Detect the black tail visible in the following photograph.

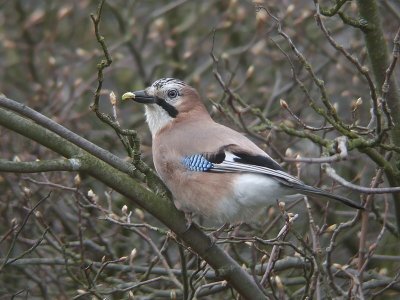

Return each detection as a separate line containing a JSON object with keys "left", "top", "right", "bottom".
{"left": 296, "top": 185, "right": 364, "bottom": 210}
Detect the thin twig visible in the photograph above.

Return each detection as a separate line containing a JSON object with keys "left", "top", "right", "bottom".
{"left": 380, "top": 26, "right": 400, "bottom": 129}
{"left": 260, "top": 213, "right": 299, "bottom": 286}
{"left": 313, "top": 1, "right": 381, "bottom": 134}
{"left": 322, "top": 163, "right": 400, "bottom": 194}
{"left": 0, "top": 193, "right": 51, "bottom": 271}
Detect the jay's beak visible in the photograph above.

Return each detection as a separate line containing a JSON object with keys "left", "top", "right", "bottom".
{"left": 122, "top": 90, "right": 155, "bottom": 104}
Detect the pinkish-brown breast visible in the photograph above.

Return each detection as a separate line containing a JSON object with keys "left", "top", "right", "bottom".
{"left": 151, "top": 112, "right": 267, "bottom": 219}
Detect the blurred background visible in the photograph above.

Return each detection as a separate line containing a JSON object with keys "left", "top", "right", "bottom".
{"left": 1, "top": 0, "right": 400, "bottom": 299}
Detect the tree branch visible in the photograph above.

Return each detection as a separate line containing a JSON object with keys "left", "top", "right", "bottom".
{"left": 0, "top": 103, "right": 266, "bottom": 300}
{"left": 357, "top": 0, "right": 400, "bottom": 231}
{"left": 323, "top": 163, "right": 400, "bottom": 194}
{"left": 0, "top": 158, "right": 81, "bottom": 173}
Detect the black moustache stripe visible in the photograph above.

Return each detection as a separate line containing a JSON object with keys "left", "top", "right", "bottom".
{"left": 155, "top": 97, "right": 179, "bottom": 118}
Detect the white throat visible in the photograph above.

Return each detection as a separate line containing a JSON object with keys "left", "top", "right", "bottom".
{"left": 145, "top": 105, "right": 174, "bottom": 137}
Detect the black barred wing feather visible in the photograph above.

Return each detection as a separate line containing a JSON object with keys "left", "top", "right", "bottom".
{"left": 199, "top": 145, "right": 363, "bottom": 210}
{"left": 181, "top": 144, "right": 362, "bottom": 209}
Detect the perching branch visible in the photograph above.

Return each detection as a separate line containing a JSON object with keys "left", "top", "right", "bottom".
{"left": 0, "top": 102, "right": 266, "bottom": 300}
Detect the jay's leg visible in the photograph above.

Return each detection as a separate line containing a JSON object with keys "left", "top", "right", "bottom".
{"left": 184, "top": 211, "right": 193, "bottom": 231}
{"left": 207, "top": 222, "right": 230, "bottom": 247}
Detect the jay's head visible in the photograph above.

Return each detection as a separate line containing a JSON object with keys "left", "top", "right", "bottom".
{"left": 123, "top": 78, "right": 207, "bottom": 136}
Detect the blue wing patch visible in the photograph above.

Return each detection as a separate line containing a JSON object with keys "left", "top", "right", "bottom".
{"left": 182, "top": 154, "right": 214, "bottom": 172}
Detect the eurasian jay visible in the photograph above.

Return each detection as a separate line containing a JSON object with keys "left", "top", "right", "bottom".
{"left": 122, "top": 78, "right": 362, "bottom": 222}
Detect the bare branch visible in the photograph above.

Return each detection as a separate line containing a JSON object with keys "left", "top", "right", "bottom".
{"left": 323, "top": 163, "right": 400, "bottom": 194}
{"left": 0, "top": 158, "right": 81, "bottom": 173}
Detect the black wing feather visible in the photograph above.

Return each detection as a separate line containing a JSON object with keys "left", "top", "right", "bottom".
{"left": 202, "top": 145, "right": 363, "bottom": 210}
{"left": 231, "top": 152, "right": 284, "bottom": 172}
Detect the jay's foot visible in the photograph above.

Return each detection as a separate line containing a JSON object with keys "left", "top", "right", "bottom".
{"left": 184, "top": 212, "right": 194, "bottom": 232}
{"left": 207, "top": 223, "right": 230, "bottom": 248}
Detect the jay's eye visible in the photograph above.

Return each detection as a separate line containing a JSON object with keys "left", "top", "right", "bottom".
{"left": 167, "top": 89, "right": 178, "bottom": 98}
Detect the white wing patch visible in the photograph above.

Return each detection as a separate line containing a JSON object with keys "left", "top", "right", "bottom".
{"left": 211, "top": 151, "right": 305, "bottom": 187}
{"left": 223, "top": 151, "right": 239, "bottom": 162}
